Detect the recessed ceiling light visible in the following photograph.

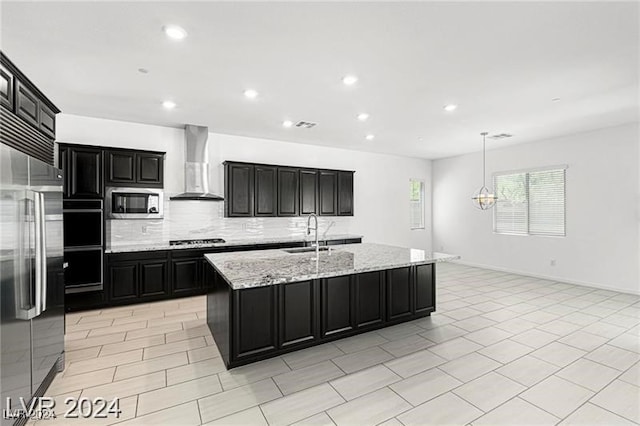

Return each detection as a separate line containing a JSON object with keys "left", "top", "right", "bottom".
{"left": 365, "top": 134, "right": 375, "bottom": 141}
{"left": 342, "top": 75, "right": 358, "bottom": 86}
{"left": 138, "top": 68, "right": 149, "bottom": 74}
{"left": 162, "top": 25, "right": 188, "bottom": 40}
{"left": 552, "top": 97, "right": 561, "bottom": 102}
{"left": 443, "top": 104, "right": 458, "bottom": 112}
{"left": 357, "top": 113, "right": 369, "bottom": 122}
{"left": 282, "top": 120, "right": 293, "bottom": 128}
{"left": 244, "top": 89, "right": 259, "bottom": 99}
{"left": 162, "top": 100, "right": 176, "bottom": 109}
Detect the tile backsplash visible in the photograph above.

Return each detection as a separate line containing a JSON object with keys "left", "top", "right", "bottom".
{"left": 107, "top": 196, "right": 353, "bottom": 248}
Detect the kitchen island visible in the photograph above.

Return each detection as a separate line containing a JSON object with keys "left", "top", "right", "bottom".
{"left": 205, "top": 243, "right": 458, "bottom": 369}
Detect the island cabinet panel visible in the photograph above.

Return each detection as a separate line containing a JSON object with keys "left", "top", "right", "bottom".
{"left": 232, "top": 286, "right": 278, "bottom": 360}
{"left": 321, "top": 275, "right": 355, "bottom": 337}
{"left": 279, "top": 280, "right": 318, "bottom": 348}
{"left": 355, "top": 271, "right": 385, "bottom": 328}
{"left": 225, "top": 163, "right": 254, "bottom": 217}
{"left": 414, "top": 264, "right": 435, "bottom": 315}
{"left": 386, "top": 267, "right": 413, "bottom": 321}
{"left": 299, "top": 169, "right": 318, "bottom": 215}
{"left": 254, "top": 165, "right": 277, "bottom": 216}
{"left": 318, "top": 170, "right": 338, "bottom": 216}
{"left": 277, "top": 167, "right": 299, "bottom": 216}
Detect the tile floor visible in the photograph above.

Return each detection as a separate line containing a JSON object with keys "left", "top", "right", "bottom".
{"left": 37, "top": 263, "right": 639, "bottom": 425}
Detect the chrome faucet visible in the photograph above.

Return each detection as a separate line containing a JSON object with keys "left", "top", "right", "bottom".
{"left": 306, "top": 214, "right": 319, "bottom": 255}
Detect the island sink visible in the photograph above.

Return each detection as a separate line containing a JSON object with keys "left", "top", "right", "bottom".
{"left": 205, "top": 243, "right": 458, "bottom": 369}
{"left": 283, "top": 246, "right": 331, "bottom": 254}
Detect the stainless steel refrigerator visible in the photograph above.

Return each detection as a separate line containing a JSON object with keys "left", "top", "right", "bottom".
{"left": 0, "top": 143, "right": 65, "bottom": 426}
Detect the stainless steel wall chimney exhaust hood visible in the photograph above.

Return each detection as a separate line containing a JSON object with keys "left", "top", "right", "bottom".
{"left": 170, "top": 125, "right": 224, "bottom": 201}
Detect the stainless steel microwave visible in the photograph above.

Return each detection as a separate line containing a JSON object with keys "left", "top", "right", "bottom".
{"left": 106, "top": 187, "right": 164, "bottom": 219}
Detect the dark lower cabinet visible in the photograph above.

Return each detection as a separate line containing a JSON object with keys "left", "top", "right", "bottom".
{"left": 387, "top": 267, "right": 413, "bottom": 321}
{"left": 208, "top": 262, "right": 436, "bottom": 369}
{"left": 233, "top": 286, "right": 277, "bottom": 360}
{"left": 99, "top": 238, "right": 361, "bottom": 310}
{"left": 355, "top": 271, "right": 385, "bottom": 328}
{"left": 279, "top": 280, "right": 318, "bottom": 348}
{"left": 171, "top": 257, "right": 201, "bottom": 296}
{"left": 139, "top": 259, "right": 168, "bottom": 297}
{"left": 321, "top": 275, "right": 355, "bottom": 337}
{"left": 107, "top": 252, "right": 169, "bottom": 303}
{"left": 109, "top": 262, "right": 138, "bottom": 301}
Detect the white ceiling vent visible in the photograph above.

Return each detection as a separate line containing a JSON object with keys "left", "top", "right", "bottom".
{"left": 295, "top": 121, "right": 317, "bottom": 129}
{"left": 488, "top": 133, "right": 513, "bottom": 140}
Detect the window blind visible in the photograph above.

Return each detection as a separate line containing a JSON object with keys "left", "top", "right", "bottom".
{"left": 410, "top": 180, "right": 424, "bottom": 229}
{"left": 494, "top": 167, "right": 566, "bottom": 237}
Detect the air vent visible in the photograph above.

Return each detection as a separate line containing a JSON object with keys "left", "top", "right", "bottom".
{"left": 488, "top": 133, "right": 513, "bottom": 140}
{"left": 295, "top": 121, "right": 317, "bottom": 129}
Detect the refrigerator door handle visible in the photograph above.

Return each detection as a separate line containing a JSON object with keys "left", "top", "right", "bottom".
{"left": 34, "top": 192, "right": 47, "bottom": 315}
{"left": 16, "top": 193, "right": 38, "bottom": 320}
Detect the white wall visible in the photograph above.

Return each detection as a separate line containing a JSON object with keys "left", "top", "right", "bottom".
{"left": 433, "top": 123, "right": 639, "bottom": 294}
{"left": 57, "top": 114, "right": 432, "bottom": 251}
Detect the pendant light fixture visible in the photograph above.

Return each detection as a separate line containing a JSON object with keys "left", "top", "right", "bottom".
{"left": 472, "top": 132, "right": 497, "bottom": 210}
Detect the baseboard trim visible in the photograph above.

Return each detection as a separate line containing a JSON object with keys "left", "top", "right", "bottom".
{"left": 451, "top": 260, "right": 640, "bottom": 296}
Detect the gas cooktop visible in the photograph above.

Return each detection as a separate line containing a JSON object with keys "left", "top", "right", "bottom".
{"left": 169, "top": 238, "right": 226, "bottom": 246}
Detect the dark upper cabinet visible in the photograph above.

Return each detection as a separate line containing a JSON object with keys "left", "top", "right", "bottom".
{"left": 39, "top": 103, "right": 56, "bottom": 139}
{"left": 0, "top": 52, "right": 60, "bottom": 164}
{"left": 254, "top": 165, "right": 277, "bottom": 216}
{"left": 233, "top": 286, "right": 278, "bottom": 360}
{"left": 67, "top": 146, "right": 103, "bottom": 199}
{"left": 0, "top": 64, "right": 14, "bottom": 110}
{"left": 319, "top": 170, "right": 338, "bottom": 216}
{"left": 15, "top": 80, "right": 39, "bottom": 128}
{"left": 338, "top": 171, "right": 354, "bottom": 216}
{"left": 137, "top": 153, "right": 164, "bottom": 186}
{"left": 321, "top": 275, "right": 355, "bottom": 337}
{"left": 277, "top": 167, "right": 299, "bottom": 216}
{"left": 225, "top": 163, "right": 254, "bottom": 217}
{"left": 225, "top": 161, "right": 353, "bottom": 218}
{"left": 279, "top": 280, "right": 318, "bottom": 348}
{"left": 59, "top": 145, "right": 68, "bottom": 196}
{"left": 106, "top": 150, "right": 164, "bottom": 187}
{"left": 107, "top": 151, "right": 135, "bottom": 184}
{"left": 386, "top": 267, "right": 413, "bottom": 322}
{"left": 299, "top": 169, "right": 318, "bottom": 215}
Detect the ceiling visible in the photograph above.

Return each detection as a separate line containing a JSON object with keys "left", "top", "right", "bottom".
{"left": 1, "top": 2, "right": 638, "bottom": 159}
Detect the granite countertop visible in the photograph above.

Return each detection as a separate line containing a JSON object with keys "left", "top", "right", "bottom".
{"left": 105, "top": 234, "right": 363, "bottom": 253}
{"left": 205, "top": 243, "right": 460, "bottom": 289}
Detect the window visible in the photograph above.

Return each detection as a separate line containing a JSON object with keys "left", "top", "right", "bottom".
{"left": 494, "top": 166, "right": 566, "bottom": 236}
{"left": 410, "top": 179, "right": 425, "bottom": 229}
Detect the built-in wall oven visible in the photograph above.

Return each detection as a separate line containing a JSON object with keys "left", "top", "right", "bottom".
{"left": 106, "top": 187, "right": 163, "bottom": 219}
{"left": 63, "top": 199, "right": 103, "bottom": 293}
